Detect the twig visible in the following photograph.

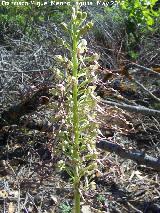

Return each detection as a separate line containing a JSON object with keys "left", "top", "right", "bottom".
{"left": 133, "top": 78, "right": 160, "bottom": 102}
{"left": 127, "top": 201, "right": 143, "bottom": 213}
{"left": 17, "top": 185, "right": 21, "bottom": 213}
{"left": 0, "top": 69, "right": 48, "bottom": 73}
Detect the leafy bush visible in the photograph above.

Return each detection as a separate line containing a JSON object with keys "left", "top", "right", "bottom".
{"left": 0, "top": 1, "right": 71, "bottom": 38}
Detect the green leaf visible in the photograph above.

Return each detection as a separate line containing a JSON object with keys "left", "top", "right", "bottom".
{"left": 146, "top": 16, "right": 154, "bottom": 25}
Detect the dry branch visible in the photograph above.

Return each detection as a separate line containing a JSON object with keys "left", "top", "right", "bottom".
{"left": 131, "top": 63, "right": 160, "bottom": 77}
{"left": 96, "top": 140, "right": 160, "bottom": 171}
{"left": 101, "top": 99, "right": 160, "bottom": 116}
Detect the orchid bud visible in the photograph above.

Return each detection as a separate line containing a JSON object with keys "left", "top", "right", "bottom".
{"left": 78, "top": 22, "right": 94, "bottom": 38}
{"left": 54, "top": 55, "right": 63, "bottom": 63}
{"left": 77, "top": 11, "right": 82, "bottom": 19}
{"left": 82, "top": 12, "right": 87, "bottom": 20}
{"left": 60, "top": 22, "right": 68, "bottom": 32}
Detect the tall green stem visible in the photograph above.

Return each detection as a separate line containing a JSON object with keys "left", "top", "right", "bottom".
{"left": 72, "top": 16, "right": 81, "bottom": 213}
{"left": 57, "top": 5, "right": 96, "bottom": 212}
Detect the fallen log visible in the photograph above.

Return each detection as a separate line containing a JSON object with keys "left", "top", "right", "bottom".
{"left": 96, "top": 140, "right": 160, "bottom": 172}
{"left": 20, "top": 118, "right": 60, "bottom": 132}
{"left": 0, "top": 86, "right": 51, "bottom": 129}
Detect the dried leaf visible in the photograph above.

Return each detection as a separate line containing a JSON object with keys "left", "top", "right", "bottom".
{"left": 8, "top": 202, "right": 15, "bottom": 213}
{"left": 50, "top": 195, "right": 58, "bottom": 204}
{"left": 0, "top": 190, "right": 8, "bottom": 198}
{"left": 81, "top": 205, "right": 92, "bottom": 213}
